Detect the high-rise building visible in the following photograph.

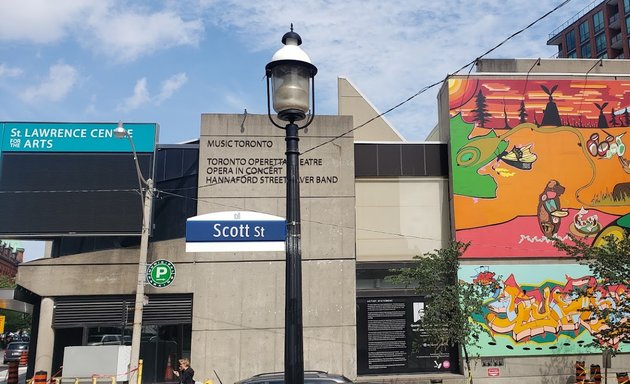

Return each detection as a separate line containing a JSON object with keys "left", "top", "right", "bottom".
{"left": 548, "top": 0, "right": 630, "bottom": 59}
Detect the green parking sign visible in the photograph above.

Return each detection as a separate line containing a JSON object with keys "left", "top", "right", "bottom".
{"left": 147, "top": 259, "right": 176, "bottom": 288}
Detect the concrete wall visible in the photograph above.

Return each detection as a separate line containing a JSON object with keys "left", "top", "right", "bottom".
{"left": 17, "top": 113, "right": 357, "bottom": 384}
{"left": 338, "top": 77, "right": 405, "bottom": 142}
{"left": 195, "top": 114, "right": 357, "bottom": 383}
{"left": 355, "top": 178, "right": 450, "bottom": 261}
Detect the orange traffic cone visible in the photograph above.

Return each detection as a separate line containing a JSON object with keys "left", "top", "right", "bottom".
{"left": 19, "top": 351, "right": 28, "bottom": 366}
{"left": 164, "top": 355, "right": 173, "bottom": 381}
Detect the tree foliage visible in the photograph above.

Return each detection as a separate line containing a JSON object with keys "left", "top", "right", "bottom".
{"left": 0, "top": 275, "right": 32, "bottom": 333}
{"left": 554, "top": 234, "right": 630, "bottom": 353}
{"left": 388, "top": 241, "right": 498, "bottom": 384}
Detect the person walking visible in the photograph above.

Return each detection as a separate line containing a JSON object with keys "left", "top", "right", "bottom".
{"left": 174, "top": 358, "right": 194, "bottom": 384}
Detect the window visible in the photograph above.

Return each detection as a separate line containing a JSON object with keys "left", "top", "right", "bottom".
{"left": 598, "top": 52, "right": 609, "bottom": 59}
{"left": 581, "top": 42, "right": 592, "bottom": 58}
{"left": 625, "top": 0, "right": 630, "bottom": 14}
{"left": 568, "top": 51, "right": 577, "bottom": 58}
{"left": 579, "top": 21, "right": 590, "bottom": 42}
{"left": 593, "top": 11, "right": 604, "bottom": 34}
{"left": 627, "top": 15, "right": 630, "bottom": 34}
{"left": 566, "top": 30, "right": 576, "bottom": 52}
{"left": 595, "top": 33, "right": 607, "bottom": 53}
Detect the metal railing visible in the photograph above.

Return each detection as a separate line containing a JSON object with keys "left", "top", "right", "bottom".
{"left": 548, "top": 0, "right": 600, "bottom": 40}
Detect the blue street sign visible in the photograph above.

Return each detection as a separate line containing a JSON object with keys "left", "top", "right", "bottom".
{"left": 186, "top": 220, "right": 286, "bottom": 242}
{"left": 185, "top": 211, "right": 286, "bottom": 252}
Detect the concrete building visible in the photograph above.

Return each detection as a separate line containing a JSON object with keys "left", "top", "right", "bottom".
{"left": 547, "top": 0, "right": 630, "bottom": 59}
{"left": 12, "top": 59, "right": 630, "bottom": 384}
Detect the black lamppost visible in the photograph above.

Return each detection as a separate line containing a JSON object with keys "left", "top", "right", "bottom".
{"left": 265, "top": 25, "right": 317, "bottom": 384}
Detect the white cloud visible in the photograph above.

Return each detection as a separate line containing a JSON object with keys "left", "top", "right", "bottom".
{"left": 155, "top": 73, "right": 188, "bottom": 104}
{"left": 87, "top": 10, "right": 204, "bottom": 62}
{"left": 20, "top": 63, "right": 78, "bottom": 103}
{"left": 199, "top": 0, "right": 582, "bottom": 140}
{"left": 0, "top": 0, "right": 95, "bottom": 43}
{"left": 118, "top": 78, "right": 151, "bottom": 112}
{"left": 0, "top": 2, "right": 203, "bottom": 62}
{"left": 119, "top": 73, "right": 188, "bottom": 111}
{"left": 0, "top": 64, "right": 23, "bottom": 78}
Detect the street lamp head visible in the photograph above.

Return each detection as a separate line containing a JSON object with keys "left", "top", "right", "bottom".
{"left": 266, "top": 25, "right": 317, "bottom": 124}
{"left": 114, "top": 121, "right": 128, "bottom": 138}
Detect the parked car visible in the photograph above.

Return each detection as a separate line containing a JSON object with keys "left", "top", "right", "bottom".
{"left": 87, "top": 334, "right": 131, "bottom": 346}
{"left": 3, "top": 342, "right": 29, "bottom": 364}
{"left": 235, "top": 371, "right": 353, "bottom": 384}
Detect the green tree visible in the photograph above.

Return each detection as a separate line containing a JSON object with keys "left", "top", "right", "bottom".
{"left": 388, "top": 241, "right": 497, "bottom": 384}
{"left": 554, "top": 234, "right": 630, "bottom": 354}
{"left": 0, "top": 275, "right": 32, "bottom": 335}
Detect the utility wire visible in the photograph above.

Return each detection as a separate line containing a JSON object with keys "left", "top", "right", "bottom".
{"left": 303, "top": 0, "right": 573, "bottom": 155}
{"left": 4, "top": 0, "right": 574, "bottom": 199}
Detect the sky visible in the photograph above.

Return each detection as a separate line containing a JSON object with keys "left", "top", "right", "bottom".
{"left": 0, "top": 0, "right": 592, "bottom": 145}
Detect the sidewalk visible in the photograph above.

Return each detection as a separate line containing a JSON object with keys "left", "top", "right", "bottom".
{"left": 0, "top": 366, "right": 28, "bottom": 384}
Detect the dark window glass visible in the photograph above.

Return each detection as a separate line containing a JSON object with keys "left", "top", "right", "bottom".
{"left": 566, "top": 30, "right": 576, "bottom": 51}
{"left": 581, "top": 42, "right": 592, "bottom": 58}
{"left": 579, "top": 21, "right": 590, "bottom": 42}
{"left": 625, "top": 0, "right": 630, "bottom": 14}
{"left": 595, "top": 33, "right": 607, "bottom": 53}
{"left": 626, "top": 15, "right": 630, "bottom": 34}
{"left": 593, "top": 11, "right": 604, "bottom": 33}
{"left": 568, "top": 51, "right": 577, "bottom": 58}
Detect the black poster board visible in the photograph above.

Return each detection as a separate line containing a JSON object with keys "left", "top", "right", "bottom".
{"left": 356, "top": 296, "right": 460, "bottom": 375}
{"left": 0, "top": 152, "right": 153, "bottom": 236}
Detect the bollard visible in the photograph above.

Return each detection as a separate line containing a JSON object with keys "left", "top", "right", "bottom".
{"left": 138, "top": 359, "right": 143, "bottom": 384}
{"left": 591, "top": 364, "right": 601, "bottom": 384}
{"left": 576, "top": 361, "right": 587, "bottom": 384}
{"left": 33, "top": 371, "right": 47, "bottom": 384}
{"left": 7, "top": 361, "right": 19, "bottom": 384}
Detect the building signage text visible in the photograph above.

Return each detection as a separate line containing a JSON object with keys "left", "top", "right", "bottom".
{"left": 2, "top": 122, "right": 157, "bottom": 152}
{"left": 186, "top": 211, "right": 286, "bottom": 252}
{"left": 204, "top": 139, "right": 338, "bottom": 186}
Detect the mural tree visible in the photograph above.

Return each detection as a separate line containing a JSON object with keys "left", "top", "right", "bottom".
{"left": 471, "top": 90, "right": 492, "bottom": 127}
{"left": 388, "top": 241, "right": 497, "bottom": 384}
{"left": 554, "top": 234, "right": 630, "bottom": 354}
{"left": 541, "top": 85, "right": 561, "bottom": 126}
{"left": 518, "top": 100, "right": 528, "bottom": 124}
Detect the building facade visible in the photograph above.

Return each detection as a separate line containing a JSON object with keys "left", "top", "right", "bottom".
{"left": 548, "top": 0, "right": 630, "bottom": 59}
{"left": 13, "top": 61, "right": 630, "bottom": 384}
{"left": 0, "top": 241, "right": 23, "bottom": 277}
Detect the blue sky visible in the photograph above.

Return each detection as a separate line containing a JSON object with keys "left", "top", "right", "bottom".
{"left": 0, "top": 0, "right": 589, "bottom": 146}
{"left": 0, "top": 0, "right": 590, "bottom": 261}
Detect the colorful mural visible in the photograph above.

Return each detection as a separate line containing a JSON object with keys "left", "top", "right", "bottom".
{"left": 459, "top": 264, "right": 630, "bottom": 357}
{"left": 448, "top": 77, "right": 630, "bottom": 258}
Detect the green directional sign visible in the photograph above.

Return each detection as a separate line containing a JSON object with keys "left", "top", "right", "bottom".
{"left": 146, "top": 259, "right": 176, "bottom": 288}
